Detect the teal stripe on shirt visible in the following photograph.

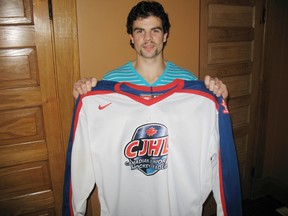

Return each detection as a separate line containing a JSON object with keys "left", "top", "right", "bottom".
{"left": 103, "top": 61, "right": 197, "bottom": 86}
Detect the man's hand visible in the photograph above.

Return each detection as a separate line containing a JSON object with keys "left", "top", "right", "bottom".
{"left": 73, "top": 77, "right": 97, "bottom": 99}
{"left": 204, "top": 75, "right": 228, "bottom": 99}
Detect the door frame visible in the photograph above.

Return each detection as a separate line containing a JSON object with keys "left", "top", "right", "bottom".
{"left": 50, "top": 0, "right": 79, "bottom": 213}
{"left": 51, "top": 0, "right": 80, "bottom": 149}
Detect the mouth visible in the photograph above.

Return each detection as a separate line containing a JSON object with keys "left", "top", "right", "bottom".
{"left": 142, "top": 43, "right": 155, "bottom": 51}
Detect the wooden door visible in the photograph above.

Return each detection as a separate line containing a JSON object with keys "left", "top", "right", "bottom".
{"left": 0, "top": 0, "right": 65, "bottom": 215}
{"left": 255, "top": 0, "right": 288, "bottom": 202}
{"left": 200, "top": 0, "right": 265, "bottom": 200}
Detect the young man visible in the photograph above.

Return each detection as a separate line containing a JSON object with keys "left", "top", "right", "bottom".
{"left": 63, "top": 1, "right": 242, "bottom": 215}
{"left": 72, "top": 0, "right": 228, "bottom": 100}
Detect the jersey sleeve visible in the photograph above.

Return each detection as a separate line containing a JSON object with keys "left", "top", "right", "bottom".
{"left": 63, "top": 98, "right": 96, "bottom": 216}
{"left": 213, "top": 98, "right": 242, "bottom": 216}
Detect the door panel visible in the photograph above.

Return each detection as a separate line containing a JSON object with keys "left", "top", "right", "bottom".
{"left": 208, "top": 4, "right": 254, "bottom": 27}
{"left": 200, "top": 0, "right": 265, "bottom": 202}
{"left": 208, "top": 42, "right": 253, "bottom": 64}
{"left": 0, "top": 48, "right": 39, "bottom": 88}
{"left": 0, "top": 0, "right": 32, "bottom": 24}
{"left": 0, "top": 0, "right": 65, "bottom": 215}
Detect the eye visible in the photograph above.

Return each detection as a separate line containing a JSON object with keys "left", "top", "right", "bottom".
{"left": 153, "top": 29, "right": 160, "bottom": 33}
{"left": 135, "top": 29, "right": 144, "bottom": 34}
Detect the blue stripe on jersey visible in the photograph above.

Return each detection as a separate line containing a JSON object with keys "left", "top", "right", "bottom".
{"left": 102, "top": 61, "right": 197, "bottom": 86}
{"left": 62, "top": 96, "right": 82, "bottom": 216}
{"left": 217, "top": 97, "right": 242, "bottom": 216}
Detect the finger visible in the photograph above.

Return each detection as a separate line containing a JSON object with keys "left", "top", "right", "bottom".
{"left": 213, "top": 80, "right": 222, "bottom": 96}
{"left": 81, "top": 82, "right": 88, "bottom": 94}
{"left": 91, "top": 77, "right": 97, "bottom": 87}
{"left": 215, "top": 82, "right": 225, "bottom": 97}
{"left": 218, "top": 84, "right": 228, "bottom": 99}
{"left": 222, "top": 91, "right": 229, "bottom": 100}
{"left": 209, "top": 78, "right": 218, "bottom": 91}
{"left": 213, "top": 86, "right": 220, "bottom": 96}
{"left": 204, "top": 75, "right": 211, "bottom": 88}
{"left": 80, "top": 77, "right": 89, "bottom": 83}
{"left": 72, "top": 82, "right": 84, "bottom": 100}
{"left": 80, "top": 77, "right": 92, "bottom": 94}
{"left": 73, "top": 89, "right": 79, "bottom": 100}
{"left": 73, "top": 83, "right": 84, "bottom": 95}
{"left": 86, "top": 79, "right": 92, "bottom": 92}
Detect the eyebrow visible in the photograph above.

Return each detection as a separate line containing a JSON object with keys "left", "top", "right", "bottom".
{"left": 133, "top": 27, "right": 144, "bottom": 32}
{"left": 151, "top": 27, "right": 163, "bottom": 31}
{"left": 133, "top": 26, "right": 163, "bottom": 32}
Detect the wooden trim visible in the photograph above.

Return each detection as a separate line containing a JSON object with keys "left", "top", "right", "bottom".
{"left": 51, "top": 0, "right": 80, "bottom": 153}
{"left": 48, "top": 0, "right": 80, "bottom": 214}
{"left": 34, "top": 0, "right": 66, "bottom": 214}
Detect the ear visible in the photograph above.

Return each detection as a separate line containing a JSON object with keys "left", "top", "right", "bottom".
{"left": 129, "top": 34, "right": 134, "bottom": 44}
{"left": 163, "top": 33, "right": 168, "bottom": 43}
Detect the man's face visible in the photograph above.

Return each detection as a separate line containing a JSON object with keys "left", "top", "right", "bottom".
{"left": 130, "top": 16, "right": 168, "bottom": 59}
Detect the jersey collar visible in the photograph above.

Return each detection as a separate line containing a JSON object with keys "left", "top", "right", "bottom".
{"left": 114, "top": 79, "right": 185, "bottom": 106}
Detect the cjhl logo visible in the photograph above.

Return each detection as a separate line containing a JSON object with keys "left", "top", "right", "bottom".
{"left": 124, "top": 123, "right": 169, "bottom": 176}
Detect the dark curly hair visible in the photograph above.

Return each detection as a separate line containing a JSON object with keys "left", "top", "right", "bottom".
{"left": 126, "top": 1, "right": 171, "bottom": 48}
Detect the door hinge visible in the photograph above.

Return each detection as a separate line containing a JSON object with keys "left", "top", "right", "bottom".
{"left": 48, "top": 0, "right": 53, "bottom": 20}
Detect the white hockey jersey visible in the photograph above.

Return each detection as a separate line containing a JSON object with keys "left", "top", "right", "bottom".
{"left": 63, "top": 79, "right": 242, "bottom": 216}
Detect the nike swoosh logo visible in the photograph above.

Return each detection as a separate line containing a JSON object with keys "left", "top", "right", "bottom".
{"left": 98, "top": 102, "right": 112, "bottom": 110}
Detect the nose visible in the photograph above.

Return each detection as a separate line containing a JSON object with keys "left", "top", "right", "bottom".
{"left": 144, "top": 32, "right": 152, "bottom": 41}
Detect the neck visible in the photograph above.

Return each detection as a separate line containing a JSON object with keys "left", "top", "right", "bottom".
{"left": 133, "top": 57, "right": 167, "bottom": 84}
